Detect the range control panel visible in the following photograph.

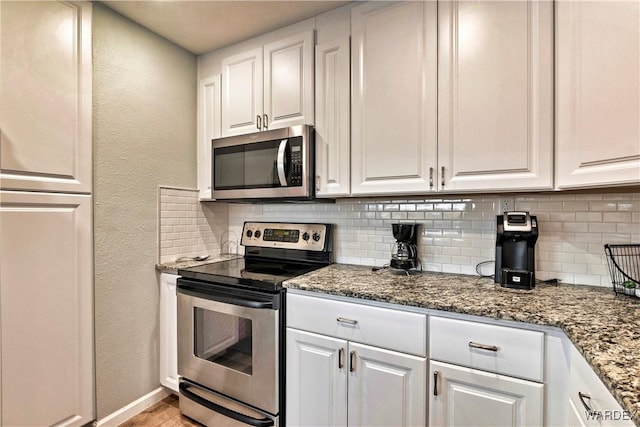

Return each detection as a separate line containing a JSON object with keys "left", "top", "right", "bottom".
{"left": 241, "top": 222, "right": 329, "bottom": 251}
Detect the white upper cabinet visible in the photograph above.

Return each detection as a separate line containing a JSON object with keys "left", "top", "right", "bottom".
{"left": 0, "top": 0, "right": 92, "bottom": 193}
{"left": 315, "top": 37, "right": 351, "bottom": 197}
{"left": 351, "top": 1, "right": 438, "bottom": 196}
{"left": 197, "top": 74, "right": 221, "bottom": 200}
{"left": 221, "top": 31, "right": 314, "bottom": 136}
{"left": 438, "top": 0, "right": 553, "bottom": 192}
{"left": 555, "top": 1, "right": 640, "bottom": 189}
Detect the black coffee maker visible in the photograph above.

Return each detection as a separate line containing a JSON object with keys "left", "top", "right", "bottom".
{"left": 495, "top": 212, "right": 538, "bottom": 289}
{"left": 391, "top": 223, "right": 419, "bottom": 270}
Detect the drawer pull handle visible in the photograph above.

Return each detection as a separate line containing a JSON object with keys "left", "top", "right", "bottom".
{"left": 338, "top": 348, "right": 344, "bottom": 369}
{"left": 578, "top": 392, "right": 593, "bottom": 412}
{"left": 349, "top": 351, "right": 356, "bottom": 372}
{"left": 433, "top": 370, "right": 439, "bottom": 396}
{"left": 337, "top": 317, "right": 358, "bottom": 326}
{"left": 468, "top": 341, "right": 499, "bottom": 352}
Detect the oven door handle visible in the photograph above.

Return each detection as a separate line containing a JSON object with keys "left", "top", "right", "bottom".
{"left": 178, "top": 285, "right": 274, "bottom": 309}
{"left": 179, "top": 382, "right": 275, "bottom": 427}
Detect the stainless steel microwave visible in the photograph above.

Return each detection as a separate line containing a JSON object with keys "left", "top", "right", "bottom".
{"left": 212, "top": 125, "right": 314, "bottom": 201}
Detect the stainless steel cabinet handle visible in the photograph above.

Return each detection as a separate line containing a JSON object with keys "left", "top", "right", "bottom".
{"left": 337, "top": 317, "right": 358, "bottom": 325}
{"left": 578, "top": 392, "right": 593, "bottom": 413}
{"left": 263, "top": 114, "right": 268, "bottom": 130}
{"left": 338, "top": 348, "right": 344, "bottom": 369}
{"left": 429, "top": 167, "right": 434, "bottom": 188}
{"left": 256, "top": 115, "right": 262, "bottom": 130}
{"left": 441, "top": 166, "right": 445, "bottom": 188}
{"left": 468, "top": 341, "right": 499, "bottom": 352}
{"left": 433, "top": 370, "right": 439, "bottom": 396}
{"left": 316, "top": 175, "right": 321, "bottom": 192}
{"left": 349, "top": 351, "right": 356, "bottom": 372}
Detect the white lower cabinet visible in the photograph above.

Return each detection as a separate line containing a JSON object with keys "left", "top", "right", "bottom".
{"left": 566, "top": 343, "right": 635, "bottom": 427}
{"left": 429, "top": 361, "right": 543, "bottom": 427}
{"left": 159, "top": 273, "right": 179, "bottom": 392}
{"left": 429, "top": 316, "right": 544, "bottom": 427}
{"left": 286, "top": 293, "right": 427, "bottom": 427}
{"left": 286, "top": 328, "right": 426, "bottom": 427}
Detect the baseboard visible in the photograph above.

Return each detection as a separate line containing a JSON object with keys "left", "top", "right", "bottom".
{"left": 95, "top": 387, "right": 173, "bottom": 427}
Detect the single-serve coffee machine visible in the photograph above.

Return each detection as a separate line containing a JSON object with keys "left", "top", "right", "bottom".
{"left": 391, "top": 223, "right": 419, "bottom": 270}
{"left": 495, "top": 211, "right": 538, "bottom": 289}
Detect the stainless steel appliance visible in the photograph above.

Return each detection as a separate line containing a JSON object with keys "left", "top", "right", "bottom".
{"left": 177, "top": 222, "right": 333, "bottom": 426}
{"left": 495, "top": 211, "right": 539, "bottom": 289}
{"left": 390, "top": 223, "right": 419, "bottom": 270}
{"left": 212, "top": 125, "right": 314, "bottom": 201}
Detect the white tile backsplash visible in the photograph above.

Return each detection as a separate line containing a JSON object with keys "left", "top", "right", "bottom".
{"left": 158, "top": 187, "right": 229, "bottom": 263}
{"left": 156, "top": 189, "right": 640, "bottom": 287}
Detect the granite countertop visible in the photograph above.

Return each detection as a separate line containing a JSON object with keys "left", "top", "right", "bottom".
{"left": 155, "top": 254, "right": 240, "bottom": 274}
{"left": 284, "top": 263, "right": 640, "bottom": 425}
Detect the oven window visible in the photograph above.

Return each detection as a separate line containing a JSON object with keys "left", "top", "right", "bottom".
{"left": 193, "top": 308, "right": 253, "bottom": 375}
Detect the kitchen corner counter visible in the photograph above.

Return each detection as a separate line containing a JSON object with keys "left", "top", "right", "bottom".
{"left": 283, "top": 263, "right": 640, "bottom": 425}
{"left": 155, "top": 254, "right": 240, "bottom": 274}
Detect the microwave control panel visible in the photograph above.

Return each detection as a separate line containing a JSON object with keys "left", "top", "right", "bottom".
{"left": 288, "top": 138, "right": 303, "bottom": 187}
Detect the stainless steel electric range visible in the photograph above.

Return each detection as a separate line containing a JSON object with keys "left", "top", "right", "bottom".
{"left": 176, "top": 222, "right": 333, "bottom": 427}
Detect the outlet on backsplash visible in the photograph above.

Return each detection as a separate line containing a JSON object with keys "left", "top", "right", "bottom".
{"left": 499, "top": 197, "right": 515, "bottom": 214}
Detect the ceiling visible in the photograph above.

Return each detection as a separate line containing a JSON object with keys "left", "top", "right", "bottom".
{"left": 100, "top": 1, "right": 351, "bottom": 55}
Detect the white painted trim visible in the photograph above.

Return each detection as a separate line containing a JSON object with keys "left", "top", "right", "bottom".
{"left": 95, "top": 387, "right": 173, "bottom": 427}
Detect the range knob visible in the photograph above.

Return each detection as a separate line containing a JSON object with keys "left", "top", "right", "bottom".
{"left": 312, "top": 232, "right": 321, "bottom": 242}
{"left": 246, "top": 230, "right": 253, "bottom": 238}
{"left": 302, "top": 232, "right": 310, "bottom": 241}
{"left": 254, "top": 230, "right": 261, "bottom": 239}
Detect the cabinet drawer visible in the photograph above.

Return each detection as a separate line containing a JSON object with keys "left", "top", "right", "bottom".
{"left": 429, "top": 316, "right": 544, "bottom": 382}
{"left": 287, "top": 293, "right": 427, "bottom": 356}
{"left": 568, "top": 344, "right": 634, "bottom": 426}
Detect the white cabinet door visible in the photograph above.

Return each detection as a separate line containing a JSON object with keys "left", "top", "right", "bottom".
{"left": 220, "top": 31, "right": 314, "bottom": 138}
{"left": 556, "top": 1, "right": 640, "bottom": 189}
{"left": 437, "top": 1, "right": 553, "bottom": 192}
{"left": 160, "top": 273, "right": 179, "bottom": 392}
{"left": 0, "top": 191, "right": 94, "bottom": 427}
{"left": 221, "top": 47, "right": 263, "bottom": 136}
{"left": 351, "top": 1, "right": 437, "bottom": 196}
{"left": 567, "top": 343, "right": 635, "bottom": 427}
{"left": 429, "top": 361, "right": 543, "bottom": 427}
{"left": 286, "top": 328, "right": 348, "bottom": 427}
{"left": 0, "top": 1, "right": 92, "bottom": 193}
{"left": 198, "top": 75, "right": 221, "bottom": 200}
{"left": 348, "top": 342, "right": 426, "bottom": 427}
{"left": 264, "top": 31, "right": 314, "bottom": 131}
{"left": 315, "top": 37, "right": 351, "bottom": 197}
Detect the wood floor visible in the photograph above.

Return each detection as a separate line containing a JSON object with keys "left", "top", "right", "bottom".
{"left": 119, "top": 395, "right": 203, "bottom": 427}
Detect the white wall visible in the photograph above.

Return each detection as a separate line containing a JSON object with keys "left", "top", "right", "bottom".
{"left": 93, "top": 3, "right": 197, "bottom": 418}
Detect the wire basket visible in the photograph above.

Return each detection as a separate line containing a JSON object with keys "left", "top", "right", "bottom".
{"left": 604, "top": 244, "right": 640, "bottom": 296}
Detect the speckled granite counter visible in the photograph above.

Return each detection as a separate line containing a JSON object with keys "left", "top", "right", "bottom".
{"left": 284, "top": 264, "right": 640, "bottom": 425}
{"left": 155, "top": 254, "right": 240, "bottom": 274}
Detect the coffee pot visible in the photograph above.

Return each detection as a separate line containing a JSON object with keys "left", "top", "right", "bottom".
{"left": 390, "top": 223, "right": 419, "bottom": 270}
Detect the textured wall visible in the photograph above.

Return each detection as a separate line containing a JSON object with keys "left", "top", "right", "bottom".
{"left": 93, "top": 4, "right": 196, "bottom": 418}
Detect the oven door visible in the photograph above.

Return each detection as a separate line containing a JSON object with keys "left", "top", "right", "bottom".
{"left": 177, "top": 279, "right": 280, "bottom": 415}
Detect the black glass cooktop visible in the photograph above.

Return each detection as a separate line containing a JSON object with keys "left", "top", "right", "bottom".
{"left": 177, "top": 257, "right": 324, "bottom": 292}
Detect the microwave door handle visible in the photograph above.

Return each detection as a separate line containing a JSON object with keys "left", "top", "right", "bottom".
{"left": 276, "top": 139, "right": 288, "bottom": 186}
